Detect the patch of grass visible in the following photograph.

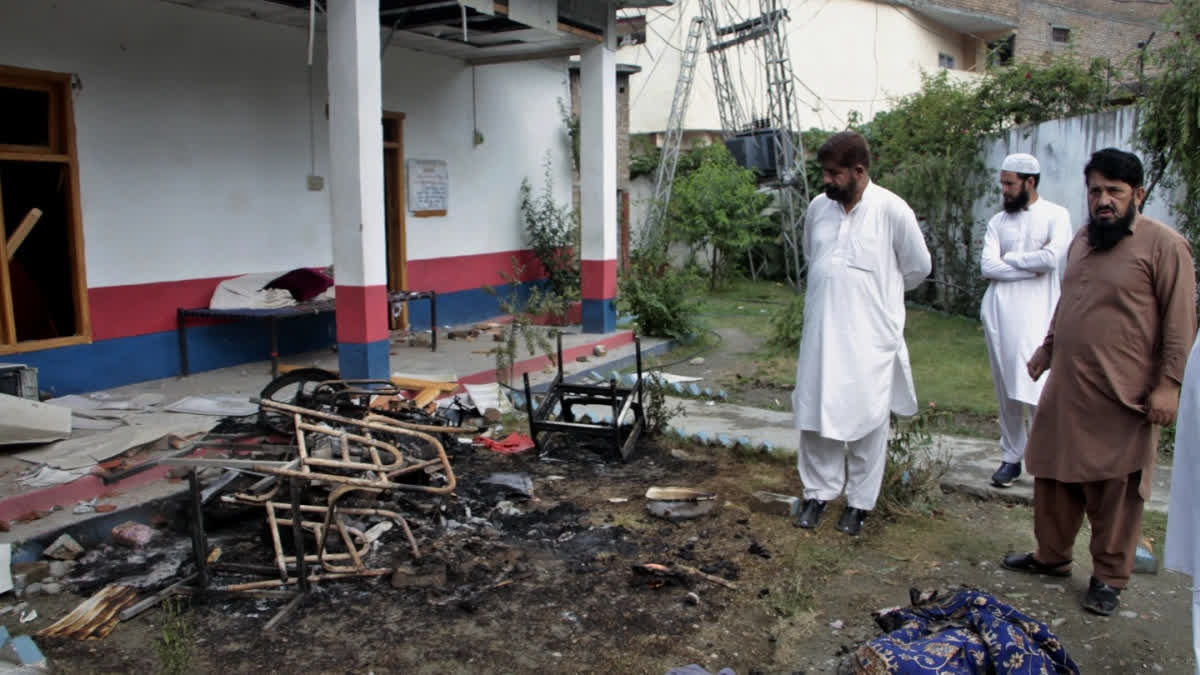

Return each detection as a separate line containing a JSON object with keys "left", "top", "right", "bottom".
{"left": 905, "top": 308, "right": 996, "bottom": 416}
{"left": 771, "top": 577, "right": 816, "bottom": 617}
{"left": 1143, "top": 509, "right": 1167, "bottom": 554}
{"left": 157, "top": 596, "right": 193, "bottom": 675}
{"left": 695, "top": 279, "right": 798, "bottom": 339}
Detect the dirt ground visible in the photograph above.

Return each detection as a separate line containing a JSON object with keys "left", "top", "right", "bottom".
{"left": 19, "top": 431, "right": 1195, "bottom": 674}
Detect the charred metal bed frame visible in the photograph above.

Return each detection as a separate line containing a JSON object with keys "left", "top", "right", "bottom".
{"left": 521, "top": 334, "right": 645, "bottom": 460}
{"left": 169, "top": 399, "right": 458, "bottom": 627}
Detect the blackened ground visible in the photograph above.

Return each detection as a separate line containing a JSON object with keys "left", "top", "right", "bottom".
{"left": 29, "top": 434, "right": 1196, "bottom": 674}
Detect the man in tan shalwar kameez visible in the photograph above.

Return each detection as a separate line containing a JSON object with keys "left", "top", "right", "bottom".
{"left": 1001, "top": 148, "right": 1197, "bottom": 617}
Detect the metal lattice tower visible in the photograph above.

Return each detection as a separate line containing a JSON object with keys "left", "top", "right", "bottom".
{"left": 698, "top": 0, "right": 745, "bottom": 138}
{"left": 759, "top": 0, "right": 808, "bottom": 287}
{"left": 645, "top": 16, "right": 705, "bottom": 244}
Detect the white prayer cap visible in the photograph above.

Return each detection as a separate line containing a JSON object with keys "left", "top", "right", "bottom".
{"left": 1001, "top": 153, "right": 1040, "bottom": 175}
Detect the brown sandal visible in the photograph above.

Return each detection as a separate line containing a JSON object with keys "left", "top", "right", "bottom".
{"left": 1001, "top": 552, "right": 1072, "bottom": 577}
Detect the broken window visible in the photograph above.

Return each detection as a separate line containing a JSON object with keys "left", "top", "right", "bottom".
{"left": 987, "top": 35, "right": 1015, "bottom": 67}
{"left": 617, "top": 15, "right": 647, "bottom": 47}
{"left": 1052, "top": 26, "right": 1070, "bottom": 43}
{"left": 0, "top": 66, "right": 89, "bottom": 352}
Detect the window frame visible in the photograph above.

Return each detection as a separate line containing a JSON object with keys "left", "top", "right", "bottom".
{"left": 0, "top": 64, "right": 91, "bottom": 354}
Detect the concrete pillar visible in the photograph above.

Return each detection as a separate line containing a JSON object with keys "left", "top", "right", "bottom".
{"left": 327, "top": 0, "right": 388, "bottom": 378}
{"left": 579, "top": 37, "right": 618, "bottom": 333}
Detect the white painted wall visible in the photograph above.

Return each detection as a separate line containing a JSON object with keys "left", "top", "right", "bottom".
{"left": 974, "top": 106, "right": 1178, "bottom": 232}
{"left": 0, "top": 0, "right": 575, "bottom": 287}
{"left": 622, "top": 0, "right": 979, "bottom": 134}
{"left": 0, "top": 0, "right": 334, "bottom": 287}
{"left": 385, "top": 50, "right": 574, "bottom": 263}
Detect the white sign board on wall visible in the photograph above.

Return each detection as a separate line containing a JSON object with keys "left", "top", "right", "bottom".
{"left": 406, "top": 159, "right": 449, "bottom": 215}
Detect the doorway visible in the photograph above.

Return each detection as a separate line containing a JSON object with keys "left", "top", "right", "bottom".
{"left": 382, "top": 112, "right": 407, "bottom": 331}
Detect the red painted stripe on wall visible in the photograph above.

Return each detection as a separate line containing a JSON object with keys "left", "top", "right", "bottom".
{"left": 407, "top": 249, "right": 545, "bottom": 295}
{"left": 581, "top": 259, "right": 618, "bottom": 300}
{"left": 84, "top": 250, "right": 548, "bottom": 342}
{"left": 334, "top": 284, "right": 389, "bottom": 344}
{"left": 88, "top": 276, "right": 234, "bottom": 341}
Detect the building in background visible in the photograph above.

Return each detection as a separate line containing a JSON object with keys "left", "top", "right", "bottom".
{"left": 0, "top": 0, "right": 666, "bottom": 394}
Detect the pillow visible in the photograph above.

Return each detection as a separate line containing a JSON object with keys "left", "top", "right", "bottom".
{"left": 263, "top": 267, "right": 334, "bottom": 302}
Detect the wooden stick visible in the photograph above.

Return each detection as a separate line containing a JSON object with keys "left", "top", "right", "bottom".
{"left": 6, "top": 208, "right": 42, "bottom": 260}
{"left": 672, "top": 563, "right": 738, "bottom": 590}
{"left": 119, "top": 574, "right": 198, "bottom": 621}
{"left": 388, "top": 376, "right": 458, "bottom": 392}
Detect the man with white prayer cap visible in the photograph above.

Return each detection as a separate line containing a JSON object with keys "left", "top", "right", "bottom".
{"left": 980, "top": 152, "right": 1072, "bottom": 488}
{"left": 791, "top": 131, "right": 932, "bottom": 536}
{"left": 1167, "top": 333, "right": 1200, "bottom": 674}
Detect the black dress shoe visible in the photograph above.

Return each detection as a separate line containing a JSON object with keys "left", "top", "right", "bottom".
{"left": 835, "top": 507, "right": 868, "bottom": 536}
{"left": 793, "top": 499, "right": 827, "bottom": 529}
{"left": 1082, "top": 576, "right": 1121, "bottom": 616}
{"left": 991, "top": 461, "right": 1022, "bottom": 487}
{"left": 1001, "top": 552, "right": 1072, "bottom": 577}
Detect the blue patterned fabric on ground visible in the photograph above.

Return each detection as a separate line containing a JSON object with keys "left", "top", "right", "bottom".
{"left": 847, "top": 588, "right": 1079, "bottom": 674}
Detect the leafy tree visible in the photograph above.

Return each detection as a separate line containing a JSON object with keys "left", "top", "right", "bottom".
{"left": 667, "top": 144, "right": 771, "bottom": 289}
{"left": 859, "top": 58, "right": 1117, "bottom": 315}
{"left": 1137, "top": 0, "right": 1200, "bottom": 273}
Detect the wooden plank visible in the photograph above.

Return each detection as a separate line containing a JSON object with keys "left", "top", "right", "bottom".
{"left": 410, "top": 209, "right": 446, "bottom": 218}
{"left": 0, "top": 179, "right": 16, "bottom": 345}
{"left": 6, "top": 208, "right": 42, "bottom": 260}
{"left": 0, "top": 334, "right": 88, "bottom": 355}
{"left": 62, "top": 76, "right": 91, "bottom": 343}
{"left": 388, "top": 375, "right": 458, "bottom": 392}
{"left": 412, "top": 387, "right": 440, "bottom": 409}
{"left": 0, "top": 151, "right": 70, "bottom": 163}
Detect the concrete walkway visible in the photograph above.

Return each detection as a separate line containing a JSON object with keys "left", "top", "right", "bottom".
{"left": 666, "top": 398, "right": 1172, "bottom": 514}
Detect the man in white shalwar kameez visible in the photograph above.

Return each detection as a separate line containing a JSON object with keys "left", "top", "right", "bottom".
{"left": 1166, "top": 333, "right": 1200, "bottom": 674}
{"left": 792, "top": 131, "right": 932, "bottom": 536}
{"left": 979, "top": 153, "right": 1072, "bottom": 488}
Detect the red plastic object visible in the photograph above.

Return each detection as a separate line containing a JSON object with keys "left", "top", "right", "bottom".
{"left": 476, "top": 433, "right": 535, "bottom": 454}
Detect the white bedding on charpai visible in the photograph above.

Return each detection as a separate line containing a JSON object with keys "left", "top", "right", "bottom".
{"left": 208, "top": 271, "right": 335, "bottom": 310}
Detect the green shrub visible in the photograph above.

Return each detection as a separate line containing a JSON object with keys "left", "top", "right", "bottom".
{"left": 877, "top": 407, "right": 951, "bottom": 519}
{"left": 617, "top": 254, "right": 702, "bottom": 340}
{"left": 768, "top": 294, "right": 804, "bottom": 351}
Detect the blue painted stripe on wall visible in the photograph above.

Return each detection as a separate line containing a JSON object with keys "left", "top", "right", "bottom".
{"left": 16, "top": 313, "right": 337, "bottom": 396}
{"left": 14, "top": 282, "right": 545, "bottom": 395}
{"left": 582, "top": 298, "right": 616, "bottom": 334}
{"left": 337, "top": 340, "right": 390, "bottom": 380}
{"left": 402, "top": 281, "right": 548, "bottom": 331}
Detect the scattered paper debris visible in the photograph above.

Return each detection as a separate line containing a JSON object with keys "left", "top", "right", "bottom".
{"left": 164, "top": 395, "right": 257, "bottom": 417}
{"left": 463, "top": 382, "right": 515, "bottom": 416}
{"left": 0, "top": 393, "right": 71, "bottom": 446}
{"left": 43, "top": 534, "right": 84, "bottom": 561}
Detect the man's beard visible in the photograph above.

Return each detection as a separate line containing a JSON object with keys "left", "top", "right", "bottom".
{"left": 825, "top": 175, "right": 859, "bottom": 204}
{"left": 1087, "top": 204, "right": 1136, "bottom": 251}
{"left": 1003, "top": 188, "right": 1030, "bottom": 214}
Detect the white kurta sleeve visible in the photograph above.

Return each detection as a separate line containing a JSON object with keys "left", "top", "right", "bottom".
{"left": 892, "top": 200, "right": 932, "bottom": 291}
{"left": 1003, "top": 207, "right": 1072, "bottom": 273}
{"left": 981, "top": 216, "right": 1036, "bottom": 281}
